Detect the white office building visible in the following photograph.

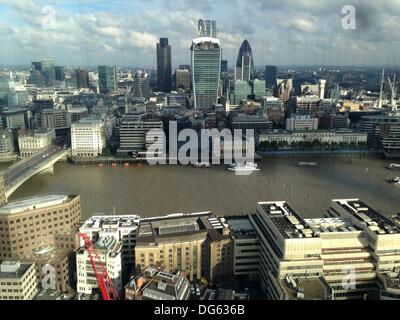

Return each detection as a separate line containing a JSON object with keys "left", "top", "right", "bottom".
{"left": 71, "top": 117, "right": 106, "bottom": 157}
{"left": 76, "top": 235, "right": 122, "bottom": 295}
{"left": 250, "top": 199, "right": 400, "bottom": 300}
{"left": 285, "top": 115, "right": 319, "bottom": 131}
{"left": 18, "top": 128, "right": 55, "bottom": 158}
{"left": 0, "top": 261, "right": 38, "bottom": 300}
{"left": 79, "top": 215, "right": 140, "bottom": 266}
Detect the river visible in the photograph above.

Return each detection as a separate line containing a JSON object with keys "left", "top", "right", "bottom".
{"left": 2, "top": 157, "right": 399, "bottom": 219}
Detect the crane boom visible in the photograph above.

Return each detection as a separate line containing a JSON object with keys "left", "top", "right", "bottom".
{"left": 78, "top": 233, "right": 120, "bottom": 300}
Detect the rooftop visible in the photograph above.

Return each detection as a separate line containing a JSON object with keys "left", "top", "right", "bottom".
{"left": 0, "top": 194, "right": 72, "bottom": 215}
{"left": 226, "top": 215, "right": 257, "bottom": 239}
{"left": 304, "top": 217, "right": 361, "bottom": 235}
{"left": 334, "top": 199, "right": 400, "bottom": 235}
{"left": 0, "top": 261, "right": 32, "bottom": 279}
{"left": 258, "top": 201, "right": 317, "bottom": 239}
{"left": 280, "top": 277, "right": 327, "bottom": 300}
{"left": 136, "top": 212, "right": 229, "bottom": 245}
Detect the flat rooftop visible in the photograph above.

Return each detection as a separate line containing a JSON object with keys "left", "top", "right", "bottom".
{"left": 259, "top": 201, "right": 317, "bottom": 239}
{"left": 136, "top": 212, "right": 228, "bottom": 245}
{"left": 280, "top": 277, "right": 327, "bottom": 300}
{"left": 0, "top": 195, "right": 72, "bottom": 215}
{"left": 0, "top": 261, "right": 32, "bottom": 279}
{"left": 304, "top": 217, "right": 361, "bottom": 234}
{"left": 80, "top": 215, "right": 140, "bottom": 231}
{"left": 334, "top": 199, "right": 400, "bottom": 235}
{"left": 226, "top": 215, "right": 257, "bottom": 239}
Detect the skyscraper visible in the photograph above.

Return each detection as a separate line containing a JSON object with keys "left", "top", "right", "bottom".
{"left": 98, "top": 65, "right": 117, "bottom": 93}
{"left": 175, "top": 69, "right": 191, "bottom": 92}
{"left": 235, "top": 40, "right": 255, "bottom": 81}
{"left": 76, "top": 69, "right": 90, "bottom": 89}
{"left": 156, "top": 38, "right": 172, "bottom": 93}
{"left": 198, "top": 19, "right": 217, "bottom": 38}
{"left": 191, "top": 37, "right": 221, "bottom": 110}
{"left": 133, "top": 70, "right": 151, "bottom": 98}
{"left": 265, "top": 65, "right": 278, "bottom": 88}
{"left": 221, "top": 60, "right": 228, "bottom": 73}
{"left": 54, "top": 66, "right": 65, "bottom": 81}
{"left": 40, "top": 59, "right": 55, "bottom": 86}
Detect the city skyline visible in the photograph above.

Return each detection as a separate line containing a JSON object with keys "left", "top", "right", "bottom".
{"left": 1, "top": 1, "right": 400, "bottom": 67}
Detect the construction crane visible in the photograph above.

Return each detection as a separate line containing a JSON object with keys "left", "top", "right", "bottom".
{"left": 387, "top": 73, "right": 398, "bottom": 115}
{"left": 78, "top": 233, "right": 120, "bottom": 300}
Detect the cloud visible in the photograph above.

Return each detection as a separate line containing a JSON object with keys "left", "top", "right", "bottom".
{"left": 0, "top": 0, "right": 398, "bottom": 66}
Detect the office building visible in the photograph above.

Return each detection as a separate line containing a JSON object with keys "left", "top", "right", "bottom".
{"left": 277, "top": 78, "right": 293, "bottom": 103}
{"left": 191, "top": 37, "right": 221, "bottom": 110}
{"left": 175, "top": 69, "right": 191, "bottom": 92}
{"left": 359, "top": 115, "right": 400, "bottom": 148}
{"left": 259, "top": 130, "right": 367, "bottom": 146}
{"left": 0, "top": 261, "right": 38, "bottom": 300}
{"left": 134, "top": 212, "right": 232, "bottom": 282}
{"left": 250, "top": 199, "right": 400, "bottom": 300}
{"left": 18, "top": 128, "right": 55, "bottom": 158}
{"left": 318, "top": 79, "right": 327, "bottom": 100}
{"left": 0, "top": 108, "right": 28, "bottom": 130}
{"left": 133, "top": 70, "right": 151, "bottom": 99}
{"left": 286, "top": 115, "right": 319, "bottom": 131}
{"left": 0, "top": 129, "right": 15, "bottom": 160}
{"left": 265, "top": 66, "right": 278, "bottom": 88}
{"left": 253, "top": 79, "right": 266, "bottom": 100}
{"left": 0, "top": 194, "right": 81, "bottom": 260}
{"left": 40, "top": 59, "right": 56, "bottom": 86}
{"left": 0, "top": 176, "right": 6, "bottom": 206}
{"left": 380, "top": 123, "right": 400, "bottom": 158}
{"left": 71, "top": 116, "right": 106, "bottom": 157}
{"left": 79, "top": 215, "right": 140, "bottom": 266}
{"left": 118, "top": 113, "right": 163, "bottom": 155}
{"left": 233, "top": 80, "right": 252, "bottom": 104}
{"left": 76, "top": 235, "right": 123, "bottom": 295}
{"left": 235, "top": 40, "right": 255, "bottom": 81}
{"left": 98, "top": 65, "right": 117, "bottom": 94}
{"left": 232, "top": 114, "right": 273, "bottom": 132}
{"left": 126, "top": 267, "right": 190, "bottom": 300}
{"left": 157, "top": 38, "right": 172, "bottom": 93}
{"left": 198, "top": 19, "right": 217, "bottom": 37}
{"left": 226, "top": 216, "right": 260, "bottom": 280}
{"left": 40, "top": 109, "right": 71, "bottom": 130}
{"left": 221, "top": 60, "right": 228, "bottom": 73}
{"left": 76, "top": 69, "right": 90, "bottom": 89}
{"left": 54, "top": 66, "right": 65, "bottom": 82}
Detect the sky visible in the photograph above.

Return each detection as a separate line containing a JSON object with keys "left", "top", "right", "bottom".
{"left": 1, "top": 0, "right": 400, "bottom": 68}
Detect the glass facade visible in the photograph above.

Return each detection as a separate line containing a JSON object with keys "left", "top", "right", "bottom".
{"left": 191, "top": 38, "right": 221, "bottom": 110}
{"left": 98, "top": 65, "right": 117, "bottom": 93}
{"left": 233, "top": 80, "right": 252, "bottom": 104}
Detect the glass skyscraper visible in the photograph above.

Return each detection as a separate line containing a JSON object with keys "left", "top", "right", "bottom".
{"left": 156, "top": 38, "right": 172, "bottom": 93}
{"left": 265, "top": 65, "right": 278, "bottom": 88}
{"left": 198, "top": 19, "right": 217, "bottom": 38}
{"left": 235, "top": 40, "right": 255, "bottom": 82}
{"left": 98, "top": 65, "right": 117, "bottom": 93}
{"left": 191, "top": 37, "right": 221, "bottom": 110}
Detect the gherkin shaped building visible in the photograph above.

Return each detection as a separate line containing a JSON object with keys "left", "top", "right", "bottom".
{"left": 235, "top": 40, "right": 255, "bottom": 81}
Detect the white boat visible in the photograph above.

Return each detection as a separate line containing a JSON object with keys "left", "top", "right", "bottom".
{"left": 386, "top": 163, "right": 400, "bottom": 170}
{"left": 296, "top": 162, "right": 319, "bottom": 167}
{"left": 228, "top": 162, "right": 260, "bottom": 175}
{"left": 389, "top": 177, "right": 400, "bottom": 186}
{"left": 193, "top": 162, "right": 211, "bottom": 168}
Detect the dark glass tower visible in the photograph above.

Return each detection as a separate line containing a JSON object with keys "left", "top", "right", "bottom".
{"left": 235, "top": 40, "right": 255, "bottom": 81}
{"left": 265, "top": 65, "right": 278, "bottom": 88}
{"left": 157, "top": 38, "right": 172, "bottom": 93}
{"left": 98, "top": 65, "right": 117, "bottom": 93}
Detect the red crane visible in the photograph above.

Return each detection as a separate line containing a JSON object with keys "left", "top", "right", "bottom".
{"left": 78, "top": 233, "right": 120, "bottom": 300}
